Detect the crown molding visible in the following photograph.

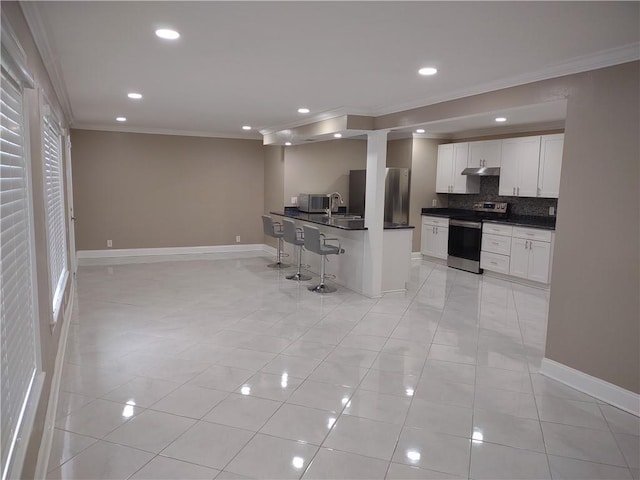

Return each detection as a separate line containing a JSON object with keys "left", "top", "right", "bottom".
{"left": 259, "top": 106, "right": 371, "bottom": 136}
{"left": 20, "top": 2, "right": 74, "bottom": 124}
{"left": 448, "top": 120, "right": 566, "bottom": 140}
{"left": 371, "top": 42, "right": 640, "bottom": 117}
{"left": 261, "top": 43, "right": 638, "bottom": 137}
{"left": 71, "top": 123, "right": 263, "bottom": 140}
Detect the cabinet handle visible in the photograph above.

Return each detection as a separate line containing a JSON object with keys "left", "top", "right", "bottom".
{"left": 537, "top": 187, "right": 541, "bottom": 196}
{"left": 513, "top": 187, "right": 516, "bottom": 195}
{"left": 435, "top": 227, "right": 438, "bottom": 234}
{"left": 492, "top": 242, "right": 499, "bottom": 245}
{"left": 517, "top": 187, "right": 520, "bottom": 195}
{"left": 490, "top": 261, "right": 497, "bottom": 265}
{"left": 433, "top": 226, "right": 435, "bottom": 234}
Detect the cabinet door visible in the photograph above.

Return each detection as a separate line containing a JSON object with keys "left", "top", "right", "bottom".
{"left": 421, "top": 224, "right": 437, "bottom": 257}
{"left": 538, "top": 134, "right": 564, "bottom": 198}
{"left": 452, "top": 143, "right": 478, "bottom": 193}
{"left": 436, "top": 144, "right": 454, "bottom": 193}
{"left": 469, "top": 140, "right": 502, "bottom": 168}
{"left": 528, "top": 240, "right": 551, "bottom": 283}
{"left": 509, "top": 238, "right": 529, "bottom": 279}
{"left": 435, "top": 226, "right": 449, "bottom": 259}
{"left": 515, "top": 136, "right": 542, "bottom": 197}
{"left": 498, "top": 139, "right": 520, "bottom": 196}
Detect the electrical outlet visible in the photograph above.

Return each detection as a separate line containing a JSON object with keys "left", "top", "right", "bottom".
{"left": 432, "top": 199, "right": 437, "bottom": 207}
{"left": 107, "top": 239, "right": 112, "bottom": 247}
{"left": 549, "top": 206, "right": 555, "bottom": 216}
{"left": 235, "top": 235, "right": 241, "bottom": 243}
{"left": 291, "top": 196, "right": 297, "bottom": 205}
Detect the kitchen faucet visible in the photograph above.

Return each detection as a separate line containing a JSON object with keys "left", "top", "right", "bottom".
{"left": 328, "top": 192, "right": 344, "bottom": 217}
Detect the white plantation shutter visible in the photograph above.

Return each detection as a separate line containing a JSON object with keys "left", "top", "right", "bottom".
{"left": 43, "top": 107, "right": 68, "bottom": 320}
{"left": 0, "top": 65, "right": 37, "bottom": 480}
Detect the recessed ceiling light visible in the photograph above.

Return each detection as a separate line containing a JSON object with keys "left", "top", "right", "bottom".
{"left": 155, "top": 29, "right": 180, "bottom": 40}
{"left": 127, "top": 93, "right": 142, "bottom": 100}
{"left": 418, "top": 67, "right": 438, "bottom": 76}
{"left": 116, "top": 117, "right": 127, "bottom": 122}
{"left": 242, "top": 125, "right": 251, "bottom": 130}
{"left": 285, "top": 142, "right": 292, "bottom": 146}
{"left": 415, "top": 129, "right": 425, "bottom": 134}
{"left": 297, "top": 108, "right": 310, "bottom": 114}
{"left": 333, "top": 133, "right": 342, "bottom": 138}
{"left": 495, "top": 117, "right": 507, "bottom": 122}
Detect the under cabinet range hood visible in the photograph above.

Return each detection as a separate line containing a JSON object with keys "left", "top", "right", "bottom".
{"left": 461, "top": 166, "right": 500, "bottom": 176}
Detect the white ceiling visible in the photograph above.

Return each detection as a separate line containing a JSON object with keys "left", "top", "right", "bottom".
{"left": 25, "top": 1, "right": 640, "bottom": 139}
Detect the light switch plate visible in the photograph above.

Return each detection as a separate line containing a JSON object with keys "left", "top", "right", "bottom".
{"left": 432, "top": 199, "right": 437, "bottom": 207}
{"left": 291, "top": 196, "right": 297, "bottom": 205}
{"left": 549, "top": 206, "right": 555, "bottom": 216}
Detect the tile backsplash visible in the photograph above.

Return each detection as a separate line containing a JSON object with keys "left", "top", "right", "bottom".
{"left": 445, "top": 177, "right": 558, "bottom": 216}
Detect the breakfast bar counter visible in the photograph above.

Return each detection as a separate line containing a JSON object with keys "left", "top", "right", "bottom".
{"left": 270, "top": 211, "right": 414, "bottom": 295}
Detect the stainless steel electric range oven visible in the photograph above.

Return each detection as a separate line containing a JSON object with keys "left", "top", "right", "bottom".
{"left": 447, "top": 202, "right": 508, "bottom": 274}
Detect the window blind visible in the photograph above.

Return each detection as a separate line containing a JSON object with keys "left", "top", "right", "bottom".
{"left": 42, "top": 107, "right": 67, "bottom": 320}
{"left": 1, "top": 65, "right": 37, "bottom": 480}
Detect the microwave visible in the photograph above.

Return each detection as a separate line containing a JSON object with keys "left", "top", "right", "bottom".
{"left": 298, "top": 193, "right": 330, "bottom": 213}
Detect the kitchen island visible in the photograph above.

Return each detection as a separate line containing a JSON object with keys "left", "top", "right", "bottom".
{"left": 271, "top": 210, "right": 414, "bottom": 295}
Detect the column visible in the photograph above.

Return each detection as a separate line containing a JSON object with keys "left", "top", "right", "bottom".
{"left": 362, "top": 130, "right": 388, "bottom": 297}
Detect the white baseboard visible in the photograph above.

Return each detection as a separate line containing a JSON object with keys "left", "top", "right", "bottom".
{"left": 34, "top": 283, "right": 76, "bottom": 478}
{"left": 77, "top": 244, "right": 272, "bottom": 263}
{"left": 540, "top": 358, "right": 640, "bottom": 417}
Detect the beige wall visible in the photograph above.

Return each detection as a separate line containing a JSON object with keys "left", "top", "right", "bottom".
{"left": 386, "top": 138, "right": 413, "bottom": 169}
{"left": 263, "top": 145, "right": 284, "bottom": 247}
{"left": 546, "top": 62, "right": 639, "bottom": 393}
{"left": 2, "top": 3, "right": 73, "bottom": 478}
{"left": 409, "top": 138, "right": 441, "bottom": 252}
{"left": 283, "top": 139, "right": 367, "bottom": 208}
{"left": 71, "top": 129, "right": 265, "bottom": 250}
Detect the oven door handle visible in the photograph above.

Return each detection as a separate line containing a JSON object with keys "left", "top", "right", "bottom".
{"left": 450, "top": 219, "right": 482, "bottom": 229}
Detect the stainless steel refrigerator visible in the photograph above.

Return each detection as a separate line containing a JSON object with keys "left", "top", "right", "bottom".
{"left": 349, "top": 168, "right": 410, "bottom": 224}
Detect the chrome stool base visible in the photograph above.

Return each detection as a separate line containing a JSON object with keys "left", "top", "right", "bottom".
{"left": 308, "top": 283, "right": 336, "bottom": 294}
{"left": 287, "top": 272, "right": 312, "bottom": 281}
{"left": 267, "top": 262, "right": 290, "bottom": 269}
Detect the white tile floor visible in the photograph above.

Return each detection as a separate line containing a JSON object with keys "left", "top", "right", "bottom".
{"left": 49, "top": 253, "right": 639, "bottom": 479}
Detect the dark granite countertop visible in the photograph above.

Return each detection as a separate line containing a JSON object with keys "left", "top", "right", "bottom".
{"left": 271, "top": 210, "right": 414, "bottom": 231}
{"left": 421, "top": 208, "right": 470, "bottom": 218}
{"left": 483, "top": 215, "right": 556, "bottom": 230}
{"left": 421, "top": 208, "right": 556, "bottom": 230}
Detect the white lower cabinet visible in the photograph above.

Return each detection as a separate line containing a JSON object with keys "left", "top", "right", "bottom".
{"left": 480, "top": 251, "right": 510, "bottom": 275}
{"left": 481, "top": 223, "right": 553, "bottom": 284}
{"left": 480, "top": 224, "right": 512, "bottom": 274}
{"left": 509, "top": 227, "right": 552, "bottom": 283}
{"left": 421, "top": 216, "right": 449, "bottom": 260}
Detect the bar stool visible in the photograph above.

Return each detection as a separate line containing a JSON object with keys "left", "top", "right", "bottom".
{"left": 303, "top": 225, "right": 344, "bottom": 293}
{"left": 262, "top": 215, "right": 290, "bottom": 269}
{"left": 282, "top": 219, "right": 312, "bottom": 281}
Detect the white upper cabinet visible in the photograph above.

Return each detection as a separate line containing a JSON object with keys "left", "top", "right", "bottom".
{"left": 468, "top": 140, "right": 502, "bottom": 168}
{"left": 499, "top": 136, "right": 541, "bottom": 197}
{"left": 439, "top": 134, "right": 563, "bottom": 198}
{"left": 436, "top": 144, "right": 454, "bottom": 193}
{"left": 537, "top": 133, "right": 564, "bottom": 198}
{"left": 436, "top": 142, "right": 480, "bottom": 194}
